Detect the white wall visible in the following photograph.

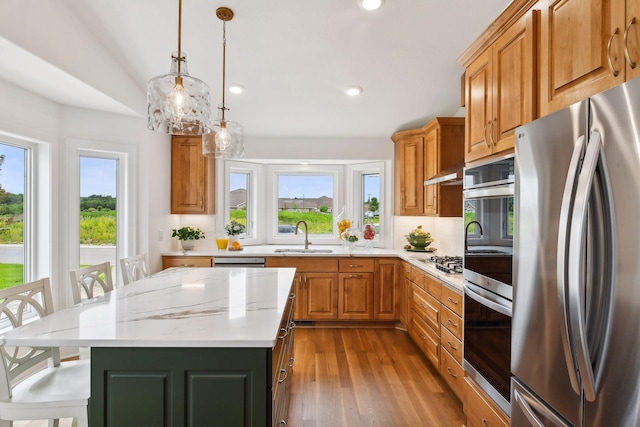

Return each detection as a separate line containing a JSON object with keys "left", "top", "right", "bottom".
{"left": 394, "top": 216, "right": 464, "bottom": 256}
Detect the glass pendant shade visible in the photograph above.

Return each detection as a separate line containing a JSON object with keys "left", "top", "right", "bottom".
{"left": 202, "top": 105, "right": 244, "bottom": 158}
{"left": 147, "top": 52, "right": 211, "bottom": 135}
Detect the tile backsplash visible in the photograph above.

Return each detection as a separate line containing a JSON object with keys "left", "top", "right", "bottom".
{"left": 394, "top": 216, "right": 464, "bottom": 256}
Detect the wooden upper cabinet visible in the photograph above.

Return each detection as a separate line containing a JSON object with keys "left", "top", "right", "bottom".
{"left": 171, "top": 136, "right": 215, "bottom": 214}
{"left": 627, "top": 1, "right": 640, "bottom": 80}
{"left": 464, "top": 9, "right": 538, "bottom": 163}
{"left": 392, "top": 130, "right": 424, "bottom": 215}
{"left": 539, "top": 0, "right": 626, "bottom": 116}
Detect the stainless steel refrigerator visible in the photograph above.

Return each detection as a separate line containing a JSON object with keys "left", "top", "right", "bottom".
{"left": 512, "top": 76, "right": 640, "bottom": 427}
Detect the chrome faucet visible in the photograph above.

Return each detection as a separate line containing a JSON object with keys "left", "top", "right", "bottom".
{"left": 295, "top": 220, "right": 310, "bottom": 250}
{"left": 465, "top": 220, "right": 484, "bottom": 251}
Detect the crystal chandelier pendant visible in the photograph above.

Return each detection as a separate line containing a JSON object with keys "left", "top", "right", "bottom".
{"left": 147, "top": 52, "right": 211, "bottom": 135}
{"left": 203, "top": 104, "right": 244, "bottom": 158}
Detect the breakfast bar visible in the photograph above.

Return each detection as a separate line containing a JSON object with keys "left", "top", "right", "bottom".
{"left": 0, "top": 267, "right": 297, "bottom": 427}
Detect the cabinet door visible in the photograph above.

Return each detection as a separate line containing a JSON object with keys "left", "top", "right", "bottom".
{"left": 465, "top": 49, "right": 494, "bottom": 163}
{"left": 374, "top": 259, "right": 398, "bottom": 320}
{"left": 491, "top": 9, "right": 537, "bottom": 154}
{"left": 338, "top": 273, "right": 374, "bottom": 320}
{"left": 171, "top": 137, "right": 215, "bottom": 214}
{"left": 539, "top": 0, "right": 625, "bottom": 116}
{"left": 626, "top": 1, "right": 640, "bottom": 80}
{"left": 303, "top": 273, "right": 338, "bottom": 320}
{"left": 424, "top": 127, "right": 439, "bottom": 181}
{"left": 424, "top": 184, "right": 438, "bottom": 216}
{"left": 394, "top": 136, "right": 424, "bottom": 215}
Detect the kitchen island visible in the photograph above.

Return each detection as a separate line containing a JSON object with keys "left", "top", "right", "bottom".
{"left": 0, "top": 267, "right": 297, "bottom": 427}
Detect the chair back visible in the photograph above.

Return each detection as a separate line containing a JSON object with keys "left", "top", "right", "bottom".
{"left": 0, "top": 278, "right": 59, "bottom": 399}
{"left": 120, "top": 253, "right": 150, "bottom": 285}
{"left": 69, "top": 262, "right": 114, "bottom": 305}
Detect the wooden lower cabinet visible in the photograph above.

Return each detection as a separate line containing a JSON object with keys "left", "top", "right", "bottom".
{"left": 374, "top": 258, "right": 399, "bottom": 320}
{"left": 299, "top": 272, "right": 339, "bottom": 320}
{"left": 464, "top": 377, "right": 510, "bottom": 427}
{"left": 440, "top": 347, "right": 465, "bottom": 401}
{"left": 338, "top": 272, "right": 374, "bottom": 319}
{"left": 162, "top": 255, "right": 214, "bottom": 269}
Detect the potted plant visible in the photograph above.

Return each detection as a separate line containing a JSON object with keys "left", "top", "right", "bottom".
{"left": 172, "top": 226, "right": 205, "bottom": 252}
{"left": 224, "top": 220, "right": 246, "bottom": 249}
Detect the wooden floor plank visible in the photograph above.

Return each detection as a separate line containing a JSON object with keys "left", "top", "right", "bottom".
{"left": 288, "top": 327, "right": 465, "bottom": 427}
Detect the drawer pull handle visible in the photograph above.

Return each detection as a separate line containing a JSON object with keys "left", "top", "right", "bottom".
{"left": 348, "top": 274, "right": 361, "bottom": 278}
{"left": 447, "top": 319, "right": 458, "bottom": 328}
{"left": 446, "top": 367, "right": 458, "bottom": 378}
{"left": 482, "top": 419, "right": 488, "bottom": 427}
{"left": 447, "top": 296, "right": 459, "bottom": 305}
{"left": 280, "top": 421, "right": 286, "bottom": 426}
{"left": 419, "top": 333, "right": 427, "bottom": 340}
{"left": 288, "top": 357, "right": 295, "bottom": 368}
{"left": 181, "top": 264, "right": 195, "bottom": 267}
{"left": 419, "top": 303, "right": 427, "bottom": 309}
{"left": 447, "top": 340, "right": 458, "bottom": 350}
{"left": 349, "top": 264, "right": 363, "bottom": 268}
{"left": 278, "top": 368, "right": 287, "bottom": 383}
{"left": 289, "top": 293, "right": 296, "bottom": 300}
{"left": 288, "top": 321, "right": 296, "bottom": 331}
{"left": 278, "top": 328, "right": 288, "bottom": 339}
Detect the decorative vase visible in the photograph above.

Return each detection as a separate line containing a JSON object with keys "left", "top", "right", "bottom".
{"left": 228, "top": 235, "right": 240, "bottom": 250}
{"left": 181, "top": 240, "right": 195, "bottom": 252}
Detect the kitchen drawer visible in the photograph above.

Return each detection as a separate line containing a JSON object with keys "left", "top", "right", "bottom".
{"left": 441, "top": 326, "right": 463, "bottom": 365}
{"left": 424, "top": 274, "right": 442, "bottom": 299}
{"left": 338, "top": 258, "right": 374, "bottom": 272}
{"left": 464, "top": 377, "right": 509, "bottom": 427}
{"left": 162, "top": 256, "right": 214, "bottom": 269}
{"left": 402, "top": 262, "right": 411, "bottom": 279}
{"left": 441, "top": 305, "right": 462, "bottom": 341}
{"left": 440, "top": 346, "right": 464, "bottom": 401}
{"left": 410, "top": 267, "right": 425, "bottom": 289}
{"left": 441, "top": 285, "right": 462, "bottom": 317}
{"left": 411, "top": 285, "right": 440, "bottom": 333}
{"left": 266, "top": 256, "right": 339, "bottom": 272}
{"left": 410, "top": 311, "right": 439, "bottom": 368}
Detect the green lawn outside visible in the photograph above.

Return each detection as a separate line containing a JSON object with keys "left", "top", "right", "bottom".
{"left": 0, "top": 263, "right": 24, "bottom": 290}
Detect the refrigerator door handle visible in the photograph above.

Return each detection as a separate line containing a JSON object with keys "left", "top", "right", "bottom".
{"left": 556, "top": 135, "right": 586, "bottom": 395}
{"left": 463, "top": 281, "right": 512, "bottom": 317}
{"left": 567, "top": 131, "right": 616, "bottom": 402}
{"left": 514, "top": 389, "right": 545, "bottom": 427}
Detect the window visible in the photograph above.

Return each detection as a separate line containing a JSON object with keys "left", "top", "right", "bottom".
{"left": 79, "top": 156, "right": 118, "bottom": 279}
{"left": 276, "top": 174, "right": 334, "bottom": 236}
{"left": 0, "top": 143, "right": 27, "bottom": 289}
{"left": 220, "top": 161, "right": 387, "bottom": 246}
{"left": 229, "top": 171, "right": 250, "bottom": 235}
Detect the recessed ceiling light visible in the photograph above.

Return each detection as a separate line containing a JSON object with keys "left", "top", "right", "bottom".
{"left": 345, "top": 86, "right": 363, "bottom": 96}
{"left": 228, "top": 84, "right": 245, "bottom": 94}
{"left": 358, "top": 0, "right": 385, "bottom": 11}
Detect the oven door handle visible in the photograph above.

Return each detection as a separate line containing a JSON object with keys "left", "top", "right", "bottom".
{"left": 464, "top": 281, "right": 512, "bottom": 317}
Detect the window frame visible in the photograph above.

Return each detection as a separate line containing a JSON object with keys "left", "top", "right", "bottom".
{"left": 218, "top": 160, "right": 388, "bottom": 247}
{"left": 68, "top": 139, "right": 136, "bottom": 296}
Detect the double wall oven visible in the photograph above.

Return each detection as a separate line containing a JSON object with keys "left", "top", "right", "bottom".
{"left": 463, "top": 154, "right": 514, "bottom": 416}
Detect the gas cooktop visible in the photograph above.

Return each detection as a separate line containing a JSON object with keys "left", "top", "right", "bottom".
{"left": 428, "top": 255, "right": 463, "bottom": 274}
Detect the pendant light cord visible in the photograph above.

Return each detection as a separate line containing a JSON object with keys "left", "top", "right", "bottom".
{"left": 221, "top": 20, "right": 227, "bottom": 122}
{"left": 177, "top": 0, "right": 182, "bottom": 73}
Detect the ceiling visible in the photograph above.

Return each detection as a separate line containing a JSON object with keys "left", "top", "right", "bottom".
{"left": 1, "top": 0, "right": 511, "bottom": 139}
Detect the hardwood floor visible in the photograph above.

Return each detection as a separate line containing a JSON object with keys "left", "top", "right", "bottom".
{"left": 287, "top": 327, "right": 465, "bottom": 427}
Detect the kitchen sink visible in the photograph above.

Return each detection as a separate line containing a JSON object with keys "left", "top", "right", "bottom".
{"left": 273, "top": 248, "right": 333, "bottom": 254}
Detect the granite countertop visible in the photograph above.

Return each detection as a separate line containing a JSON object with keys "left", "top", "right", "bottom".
{"left": 163, "top": 245, "right": 464, "bottom": 292}
{"left": 0, "top": 267, "right": 296, "bottom": 348}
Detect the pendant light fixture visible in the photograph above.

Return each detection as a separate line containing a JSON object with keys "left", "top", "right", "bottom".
{"left": 202, "top": 7, "right": 245, "bottom": 158}
{"left": 147, "top": 0, "right": 211, "bottom": 135}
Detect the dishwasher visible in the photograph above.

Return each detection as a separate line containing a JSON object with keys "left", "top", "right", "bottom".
{"left": 214, "top": 257, "right": 266, "bottom": 268}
